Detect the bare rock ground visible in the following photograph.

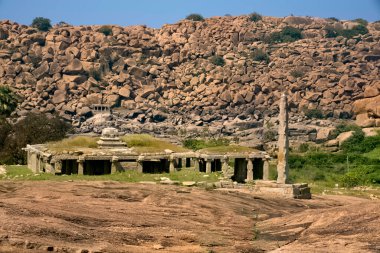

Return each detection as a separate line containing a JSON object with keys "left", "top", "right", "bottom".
{"left": 0, "top": 181, "right": 378, "bottom": 252}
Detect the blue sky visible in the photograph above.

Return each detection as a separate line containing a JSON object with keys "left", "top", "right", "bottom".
{"left": 0, "top": 0, "right": 379, "bottom": 28}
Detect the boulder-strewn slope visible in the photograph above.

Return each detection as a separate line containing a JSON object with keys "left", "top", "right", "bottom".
{"left": 0, "top": 16, "right": 379, "bottom": 138}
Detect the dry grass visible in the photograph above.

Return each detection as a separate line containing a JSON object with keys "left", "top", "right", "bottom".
{"left": 47, "top": 136, "right": 99, "bottom": 151}
{"left": 199, "top": 145, "right": 256, "bottom": 154}
{"left": 121, "top": 134, "right": 188, "bottom": 153}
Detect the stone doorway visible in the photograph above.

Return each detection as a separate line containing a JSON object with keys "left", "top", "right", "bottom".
{"left": 61, "top": 160, "right": 78, "bottom": 175}
{"left": 84, "top": 160, "right": 111, "bottom": 175}
{"left": 233, "top": 158, "right": 247, "bottom": 183}
{"left": 253, "top": 158, "right": 264, "bottom": 180}
{"left": 143, "top": 159, "right": 169, "bottom": 173}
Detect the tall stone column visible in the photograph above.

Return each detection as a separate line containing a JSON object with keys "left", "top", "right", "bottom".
{"left": 246, "top": 158, "right": 254, "bottom": 182}
{"left": 169, "top": 157, "right": 176, "bottom": 173}
{"left": 263, "top": 158, "right": 270, "bottom": 181}
{"left": 277, "top": 93, "right": 290, "bottom": 184}
{"left": 78, "top": 158, "right": 84, "bottom": 175}
{"left": 205, "top": 159, "right": 212, "bottom": 173}
{"left": 222, "top": 156, "right": 229, "bottom": 178}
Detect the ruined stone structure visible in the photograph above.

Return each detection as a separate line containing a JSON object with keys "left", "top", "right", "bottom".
{"left": 24, "top": 128, "right": 270, "bottom": 182}
{"left": 24, "top": 123, "right": 311, "bottom": 198}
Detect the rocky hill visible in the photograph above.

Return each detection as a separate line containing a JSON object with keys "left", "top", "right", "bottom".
{"left": 0, "top": 15, "right": 379, "bottom": 146}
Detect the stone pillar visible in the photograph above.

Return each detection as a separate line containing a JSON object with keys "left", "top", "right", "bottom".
{"left": 55, "top": 160, "right": 62, "bottom": 174}
{"left": 169, "top": 157, "right": 176, "bottom": 173}
{"left": 246, "top": 158, "right": 254, "bottom": 182}
{"left": 206, "top": 159, "right": 212, "bottom": 173}
{"left": 78, "top": 158, "right": 84, "bottom": 175}
{"left": 277, "top": 93, "right": 290, "bottom": 184}
{"left": 111, "top": 156, "right": 119, "bottom": 174}
{"left": 193, "top": 158, "right": 200, "bottom": 172}
{"left": 222, "top": 157, "right": 229, "bottom": 174}
{"left": 137, "top": 156, "right": 144, "bottom": 173}
{"left": 263, "top": 159, "right": 270, "bottom": 180}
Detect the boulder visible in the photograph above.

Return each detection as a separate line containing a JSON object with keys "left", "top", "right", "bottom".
{"left": 32, "top": 61, "right": 49, "bottom": 79}
{"left": 52, "top": 90, "right": 67, "bottom": 104}
{"left": 63, "top": 59, "right": 84, "bottom": 74}
{"left": 119, "top": 86, "right": 131, "bottom": 98}
{"left": 336, "top": 131, "right": 354, "bottom": 146}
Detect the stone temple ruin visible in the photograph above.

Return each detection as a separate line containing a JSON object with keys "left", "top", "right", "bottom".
{"left": 24, "top": 94, "right": 311, "bottom": 199}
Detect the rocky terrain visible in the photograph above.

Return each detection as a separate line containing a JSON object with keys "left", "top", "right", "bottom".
{"left": 0, "top": 181, "right": 379, "bottom": 253}
{"left": 0, "top": 15, "right": 380, "bottom": 145}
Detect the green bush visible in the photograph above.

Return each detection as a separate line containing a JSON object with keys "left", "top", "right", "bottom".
{"left": 0, "top": 85, "right": 19, "bottom": 116}
{"left": 352, "top": 18, "right": 368, "bottom": 26}
{"left": 31, "top": 17, "right": 52, "bottom": 31}
{"left": 266, "top": 26, "right": 303, "bottom": 43}
{"left": 210, "top": 55, "right": 225, "bottom": 66}
{"left": 290, "top": 69, "right": 305, "bottom": 78}
{"left": 340, "top": 165, "right": 380, "bottom": 187}
{"left": 331, "top": 123, "right": 361, "bottom": 139}
{"left": 98, "top": 26, "right": 113, "bottom": 36}
{"left": 182, "top": 138, "right": 230, "bottom": 151}
{"left": 328, "top": 17, "right": 340, "bottom": 22}
{"left": 340, "top": 131, "right": 380, "bottom": 154}
{"left": 324, "top": 24, "right": 368, "bottom": 39}
{"left": 252, "top": 49, "right": 270, "bottom": 63}
{"left": 0, "top": 113, "right": 71, "bottom": 164}
{"left": 186, "top": 14, "right": 204, "bottom": 21}
{"left": 298, "top": 143, "right": 310, "bottom": 153}
{"left": 304, "top": 108, "right": 324, "bottom": 119}
{"left": 263, "top": 130, "right": 276, "bottom": 142}
{"left": 249, "top": 12, "right": 262, "bottom": 22}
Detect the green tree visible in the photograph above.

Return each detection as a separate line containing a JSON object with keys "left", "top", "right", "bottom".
{"left": 31, "top": 17, "right": 52, "bottom": 31}
{"left": 249, "top": 12, "right": 262, "bottom": 22}
{"left": 0, "top": 85, "right": 18, "bottom": 116}
{"left": 186, "top": 14, "right": 204, "bottom": 21}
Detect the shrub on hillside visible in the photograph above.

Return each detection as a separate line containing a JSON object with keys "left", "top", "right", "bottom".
{"left": 304, "top": 108, "right": 324, "bottom": 119}
{"left": 31, "top": 17, "right": 52, "bottom": 31}
{"left": 352, "top": 18, "right": 368, "bottom": 26}
{"left": 0, "top": 85, "right": 19, "bottom": 116}
{"left": 186, "top": 14, "right": 204, "bottom": 21}
{"left": 98, "top": 26, "right": 113, "bottom": 36}
{"left": 183, "top": 138, "right": 230, "bottom": 151}
{"left": 209, "top": 55, "right": 225, "bottom": 66}
{"left": 249, "top": 12, "right": 262, "bottom": 22}
{"left": 0, "top": 113, "right": 71, "bottom": 164}
{"left": 252, "top": 49, "right": 270, "bottom": 63}
{"left": 266, "top": 26, "right": 303, "bottom": 43}
{"left": 290, "top": 69, "right": 305, "bottom": 78}
{"left": 328, "top": 17, "right": 340, "bottom": 22}
{"left": 325, "top": 24, "right": 369, "bottom": 39}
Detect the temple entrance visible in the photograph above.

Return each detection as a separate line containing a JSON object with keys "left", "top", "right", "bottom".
{"left": 233, "top": 158, "right": 247, "bottom": 183}
{"left": 199, "top": 159, "right": 206, "bottom": 172}
{"left": 185, "top": 158, "right": 191, "bottom": 168}
{"left": 61, "top": 160, "right": 78, "bottom": 175}
{"left": 143, "top": 159, "right": 169, "bottom": 173}
{"left": 253, "top": 158, "right": 264, "bottom": 180}
{"left": 211, "top": 159, "right": 222, "bottom": 172}
{"left": 84, "top": 160, "right": 111, "bottom": 175}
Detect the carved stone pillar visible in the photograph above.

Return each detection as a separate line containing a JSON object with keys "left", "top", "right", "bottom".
{"left": 55, "top": 160, "right": 62, "bottom": 174}
{"left": 78, "top": 157, "right": 84, "bottom": 175}
{"left": 263, "top": 159, "right": 270, "bottom": 181}
{"left": 222, "top": 156, "right": 229, "bottom": 178}
{"left": 169, "top": 157, "right": 176, "bottom": 173}
{"left": 193, "top": 158, "right": 200, "bottom": 172}
{"left": 246, "top": 158, "right": 254, "bottom": 182}
{"left": 111, "top": 156, "right": 119, "bottom": 174}
{"left": 206, "top": 159, "right": 212, "bottom": 174}
{"left": 137, "top": 156, "right": 144, "bottom": 173}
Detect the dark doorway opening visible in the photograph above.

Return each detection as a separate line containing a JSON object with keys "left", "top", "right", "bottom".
{"left": 186, "top": 158, "right": 191, "bottom": 168}
{"left": 84, "top": 160, "right": 112, "bottom": 175}
{"left": 233, "top": 158, "right": 247, "bottom": 183}
{"left": 143, "top": 159, "right": 169, "bottom": 173}
{"left": 211, "top": 159, "right": 222, "bottom": 172}
{"left": 253, "top": 158, "right": 264, "bottom": 180}
{"left": 61, "top": 160, "right": 78, "bottom": 175}
{"left": 199, "top": 159, "right": 206, "bottom": 172}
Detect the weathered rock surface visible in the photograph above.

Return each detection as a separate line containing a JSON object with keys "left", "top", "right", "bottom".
{"left": 0, "top": 16, "right": 379, "bottom": 142}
